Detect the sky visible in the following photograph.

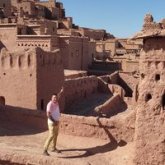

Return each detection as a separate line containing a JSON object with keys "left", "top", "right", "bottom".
{"left": 56, "top": 0, "right": 165, "bottom": 38}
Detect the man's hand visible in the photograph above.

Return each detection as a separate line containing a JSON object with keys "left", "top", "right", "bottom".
{"left": 60, "top": 87, "right": 64, "bottom": 93}
{"left": 54, "top": 121, "right": 59, "bottom": 126}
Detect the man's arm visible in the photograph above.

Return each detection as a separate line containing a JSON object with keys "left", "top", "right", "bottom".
{"left": 57, "top": 87, "right": 64, "bottom": 100}
{"left": 47, "top": 111, "right": 55, "bottom": 122}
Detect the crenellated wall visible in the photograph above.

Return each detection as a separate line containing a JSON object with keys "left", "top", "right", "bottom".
{"left": 0, "top": 47, "right": 64, "bottom": 110}
{"left": 0, "top": 48, "right": 37, "bottom": 109}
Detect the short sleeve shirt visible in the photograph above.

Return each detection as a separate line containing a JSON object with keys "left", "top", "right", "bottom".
{"left": 47, "top": 101, "right": 60, "bottom": 124}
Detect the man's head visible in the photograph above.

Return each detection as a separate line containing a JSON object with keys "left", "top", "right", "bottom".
{"left": 51, "top": 94, "right": 57, "bottom": 103}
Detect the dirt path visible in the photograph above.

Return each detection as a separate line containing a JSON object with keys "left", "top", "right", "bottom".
{"left": 0, "top": 119, "right": 134, "bottom": 165}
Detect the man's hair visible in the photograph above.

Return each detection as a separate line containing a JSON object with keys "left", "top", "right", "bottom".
{"left": 52, "top": 93, "right": 57, "bottom": 96}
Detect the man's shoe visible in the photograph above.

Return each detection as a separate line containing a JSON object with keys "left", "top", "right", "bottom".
{"left": 51, "top": 148, "right": 61, "bottom": 153}
{"left": 43, "top": 150, "right": 50, "bottom": 156}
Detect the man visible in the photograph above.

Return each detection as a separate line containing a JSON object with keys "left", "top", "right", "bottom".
{"left": 43, "top": 87, "right": 64, "bottom": 156}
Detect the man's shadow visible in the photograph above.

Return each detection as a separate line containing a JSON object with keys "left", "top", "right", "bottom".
{"left": 60, "top": 117, "right": 127, "bottom": 158}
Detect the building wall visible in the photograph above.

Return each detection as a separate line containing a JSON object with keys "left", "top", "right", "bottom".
{"left": 96, "top": 40, "right": 116, "bottom": 60}
{"left": 134, "top": 37, "right": 165, "bottom": 165}
{"left": 36, "top": 48, "right": 64, "bottom": 111}
{"left": 0, "top": 47, "right": 64, "bottom": 110}
{"left": 0, "top": 0, "right": 11, "bottom": 17}
{"left": 84, "top": 41, "right": 95, "bottom": 69}
{"left": 16, "top": 35, "right": 52, "bottom": 51}
{"left": 0, "top": 24, "right": 17, "bottom": 52}
{"left": 59, "top": 36, "right": 92, "bottom": 70}
{"left": 78, "top": 28, "right": 105, "bottom": 40}
{"left": 59, "top": 36, "right": 69, "bottom": 68}
{"left": 0, "top": 48, "right": 37, "bottom": 109}
{"left": 124, "top": 60, "right": 139, "bottom": 72}
{"left": 68, "top": 37, "right": 82, "bottom": 70}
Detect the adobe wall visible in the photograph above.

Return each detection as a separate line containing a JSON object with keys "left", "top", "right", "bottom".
{"left": 96, "top": 40, "right": 116, "bottom": 59}
{"left": 59, "top": 36, "right": 92, "bottom": 70}
{"left": 58, "top": 36, "right": 69, "bottom": 68}
{"left": 64, "top": 76, "right": 98, "bottom": 110}
{"left": 143, "top": 37, "right": 165, "bottom": 51}
{"left": 16, "top": 35, "right": 53, "bottom": 51}
{"left": 97, "top": 71, "right": 137, "bottom": 99}
{"left": 36, "top": 48, "right": 64, "bottom": 111}
{"left": 64, "top": 70, "right": 87, "bottom": 79}
{"left": 67, "top": 37, "right": 88, "bottom": 70}
{"left": 78, "top": 28, "right": 105, "bottom": 40}
{"left": 0, "top": 104, "right": 135, "bottom": 143}
{"left": 82, "top": 38, "right": 93, "bottom": 70}
{"left": 95, "top": 94, "right": 127, "bottom": 117}
{"left": 134, "top": 38, "right": 165, "bottom": 165}
{"left": 0, "top": 48, "right": 37, "bottom": 109}
{"left": 0, "top": 24, "right": 17, "bottom": 52}
{"left": 123, "top": 60, "right": 139, "bottom": 73}
{"left": 0, "top": 0, "right": 11, "bottom": 17}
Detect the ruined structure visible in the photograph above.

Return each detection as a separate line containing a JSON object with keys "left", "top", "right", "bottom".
{"left": 133, "top": 14, "right": 165, "bottom": 165}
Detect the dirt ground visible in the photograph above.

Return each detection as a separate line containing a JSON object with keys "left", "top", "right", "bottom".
{"left": 0, "top": 119, "right": 134, "bottom": 165}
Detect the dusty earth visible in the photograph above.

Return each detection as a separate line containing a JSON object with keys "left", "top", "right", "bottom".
{"left": 0, "top": 118, "right": 134, "bottom": 165}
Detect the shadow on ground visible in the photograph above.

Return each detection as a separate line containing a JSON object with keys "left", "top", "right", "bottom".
{"left": 0, "top": 105, "right": 47, "bottom": 136}
{"left": 59, "top": 117, "right": 127, "bottom": 158}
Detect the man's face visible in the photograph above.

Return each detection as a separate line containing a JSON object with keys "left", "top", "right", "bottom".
{"left": 52, "top": 95, "right": 57, "bottom": 103}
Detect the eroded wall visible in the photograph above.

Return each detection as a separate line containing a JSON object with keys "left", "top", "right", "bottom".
{"left": 134, "top": 37, "right": 165, "bottom": 165}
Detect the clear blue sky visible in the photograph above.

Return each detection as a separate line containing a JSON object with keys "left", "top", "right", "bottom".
{"left": 57, "top": 0, "right": 165, "bottom": 38}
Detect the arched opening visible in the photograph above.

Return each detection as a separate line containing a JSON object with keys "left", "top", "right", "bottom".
{"left": 40, "top": 99, "right": 44, "bottom": 111}
{"left": 145, "top": 93, "right": 152, "bottom": 102}
{"left": 0, "top": 96, "right": 5, "bottom": 105}
{"left": 161, "top": 93, "right": 165, "bottom": 110}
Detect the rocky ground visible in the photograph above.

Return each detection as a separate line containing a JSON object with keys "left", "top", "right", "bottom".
{"left": 0, "top": 119, "right": 134, "bottom": 165}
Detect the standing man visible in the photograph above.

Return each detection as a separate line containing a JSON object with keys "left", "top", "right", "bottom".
{"left": 43, "top": 87, "right": 64, "bottom": 156}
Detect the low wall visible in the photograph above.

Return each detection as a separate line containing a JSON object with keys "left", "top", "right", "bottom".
{"left": 94, "top": 94, "right": 127, "bottom": 117}
{"left": 64, "top": 76, "right": 98, "bottom": 109}
{"left": 0, "top": 105, "right": 135, "bottom": 142}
